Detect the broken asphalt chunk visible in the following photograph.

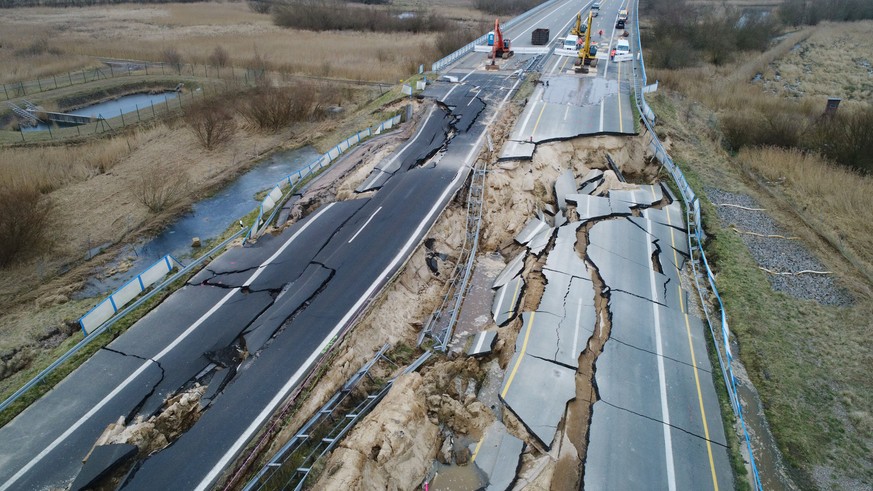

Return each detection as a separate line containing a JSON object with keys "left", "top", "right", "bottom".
{"left": 515, "top": 217, "right": 550, "bottom": 247}
{"left": 554, "top": 169, "right": 577, "bottom": 212}
{"left": 492, "top": 276, "right": 524, "bottom": 326}
{"left": 467, "top": 331, "right": 498, "bottom": 357}
{"left": 70, "top": 444, "right": 138, "bottom": 491}
{"left": 565, "top": 194, "right": 616, "bottom": 222}
{"left": 492, "top": 251, "right": 526, "bottom": 290}
{"left": 469, "top": 421, "right": 524, "bottom": 491}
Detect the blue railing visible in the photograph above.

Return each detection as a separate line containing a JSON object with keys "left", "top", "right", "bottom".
{"left": 248, "top": 113, "right": 403, "bottom": 239}
{"left": 630, "top": 1, "right": 763, "bottom": 489}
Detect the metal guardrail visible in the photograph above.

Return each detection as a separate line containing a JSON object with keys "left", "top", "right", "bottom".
{"left": 629, "top": 1, "right": 763, "bottom": 489}
{"left": 0, "top": 227, "right": 246, "bottom": 414}
{"left": 418, "top": 161, "right": 487, "bottom": 350}
{"left": 243, "top": 347, "right": 433, "bottom": 491}
{"left": 431, "top": 0, "right": 564, "bottom": 72}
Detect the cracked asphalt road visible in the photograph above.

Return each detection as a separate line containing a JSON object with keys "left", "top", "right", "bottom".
{"left": 0, "top": 68, "right": 521, "bottom": 490}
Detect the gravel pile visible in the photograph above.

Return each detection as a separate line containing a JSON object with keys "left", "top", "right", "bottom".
{"left": 705, "top": 188, "right": 853, "bottom": 306}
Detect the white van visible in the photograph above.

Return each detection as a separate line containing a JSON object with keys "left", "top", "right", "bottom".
{"left": 564, "top": 35, "right": 579, "bottom": 50}
{"left": 591, "top": 2, "right": 601, "bottom": 16}
{"left": 615, "top": 39, "right": 630, "bottom": 55}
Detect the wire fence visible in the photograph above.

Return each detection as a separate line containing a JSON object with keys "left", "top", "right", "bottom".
{"left": 630, "top": 1, "right": 763, "bottom": 489}
{"left": 1, "top": 61, "right": 269, "bottom": 103}
{"left": 7, "top": 88, "right": 216, "bottom": 144}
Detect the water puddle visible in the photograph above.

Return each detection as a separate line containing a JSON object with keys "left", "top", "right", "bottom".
{"left": 75, "top": 145, "right": 321, "bottom": 298}
{"left": 23, "top": 92, "right": 179, "bottom": 132}
{"left": 737, "top": 382, "right": 798, "bottom": 490}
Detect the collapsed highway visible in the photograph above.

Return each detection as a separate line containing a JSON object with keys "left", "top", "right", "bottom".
{"left": 0, "top": 0, "right": 743, "bottom": 489}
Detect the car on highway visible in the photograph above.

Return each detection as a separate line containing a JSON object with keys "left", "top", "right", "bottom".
{"left": 615, "top": 39, "right": 630, "bottom": 56}
{"left": 591, "top": 2, "right": 600, "bottom": 16}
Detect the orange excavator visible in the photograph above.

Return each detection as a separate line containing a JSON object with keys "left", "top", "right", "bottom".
{"left": 486, "top": 18, "right": 513, "bottom": 70}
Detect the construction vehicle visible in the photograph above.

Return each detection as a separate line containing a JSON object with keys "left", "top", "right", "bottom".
{"left": 486, "top": 18, "right": 513, "bottom": 70}
{"left": 574, "top": 11, "right": 598, "bottom": 73}
{"left": 570, "top": 12, "right": 587, "bottom": 38}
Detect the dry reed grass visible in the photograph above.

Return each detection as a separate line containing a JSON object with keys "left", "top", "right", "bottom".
{"left": 0, "top": 2, "right": 464, "bottom": 83}
{"left": 736, "top": 146, "right": 873, "bottom": 263}
{"left": 759, "top": 21, "right": 873, "bottom": 102}
{"left": 648, "top": 28, "right": 817, "bottom": 111}
{"left": 0, "top": 131, "right": 143, "bottom": 193}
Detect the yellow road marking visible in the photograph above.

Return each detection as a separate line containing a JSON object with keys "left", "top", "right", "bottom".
{"left": 508, "top": 278, "right": 522, "bottom": 318}
{"left": 471, "top": 437, "right": 485, "bottom": 463}
{"left": 665, "top": 210, "right": 685, "bottom": 313}
{"left": 530, "top": 102, "right": 548, "bottom": 140}
{"left": 501, "top": 311, "right": 535, "bottom": 398}
{"left": 684, "top": 312, "right": 720, "bottom": 490}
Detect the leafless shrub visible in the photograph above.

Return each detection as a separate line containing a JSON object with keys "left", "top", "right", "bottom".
{"left": 184, "top": 100, "right": 236, "bottom": 150}
{"left": 811, "top": 106, "right": 873, "bottom": 174}
{"left": 161, "top": 46, "right": 184, "bottom": 72}
{"left": 238, "top": 84, "right": 328, "bottom": 132}
{"left": 0, "top": 185, "right": 53, "bottom": 267}
{"left": 273, "top": 0, "right": 450, "bottom": 33}
{"left": 132, "top": 164, "right": 191, "bottom": 213}
{"left": 248, "top": 0, "right": 271, "bottom": 14}
{"left": 434, "top": 27, "right": 480, "bottom": 58}
{"left": 208, "top": 45, "right": 230, "bottom": 67}
{"left": 474, "top": 0, "right": 542, "bottom": 15}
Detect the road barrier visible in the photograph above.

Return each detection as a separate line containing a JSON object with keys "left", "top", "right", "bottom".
{"left": 78, "top": 255, "right": 183, "bottom": 335}
{"left": 249, "top": 112, "right": 404, "bottom": 238}
{"left": 0, "top": 227, "right": 246, "bottom": 415}
{"left": 630, "top": 1, "right": 763, "bottom": 489}
{"left": 431, "top": 0, "right": 566, "bottom": 72}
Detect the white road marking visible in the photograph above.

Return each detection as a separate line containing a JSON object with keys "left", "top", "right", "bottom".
{"left": 348, "top": 206, "right": 382, "bottom": 244}
{"left": 572, "top": 300, "right": 582, "bottom": 357}
{"left": 194, "top": 75, "right": 525, "bottom": 491}
{"left": 646, "top": 218, "right": 678, "bottom": 491}
{"left": 564, "top": 104, "right": 571, "bottom": 122}
{"left": 0, "top": 203, "right": 338, "bottom": 491}
{"left": 380, "top": 105, "right": 437, "bottom": 172}
{"left": 473, "top": 332, "right": 488, "bottom": 353}
{"left": 599, "top": 98, "right": 605, "bottom": 132}
{"left": 512, "top": 0, "right": 593, "bottom": 41}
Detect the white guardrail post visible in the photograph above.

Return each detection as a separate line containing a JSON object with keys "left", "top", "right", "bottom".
{"left": 631, "top": 1, "right": 763, "bottom": 489}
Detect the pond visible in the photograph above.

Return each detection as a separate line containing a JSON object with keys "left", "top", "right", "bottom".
{"left": 23, "top": 91, "right": 179, "bottom": 132}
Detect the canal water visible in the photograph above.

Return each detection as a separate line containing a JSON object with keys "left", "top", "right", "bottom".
{"left": 76, "top": 145, "right": 321, "bottom": 298}
{"left": 23, "top": 92, "right": 179, "bottom": 132}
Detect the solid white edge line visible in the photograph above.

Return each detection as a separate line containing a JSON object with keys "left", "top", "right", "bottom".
{"left": 0, "top": 203, "right": 338, "bottom": 491}
{"left": 194, "top": 75, "right": 524, "bottom": 491}
{"left": 473, "top": 332, "right": 487, "bottom": 354}
{"left": 646, "top": 218, "right": 678, "bottom": 491}
{"left": 493, "top": 283, "right": 507, "bottom": 323}
{"left": 347, "top": 206, "right": 382, "bottom": 244}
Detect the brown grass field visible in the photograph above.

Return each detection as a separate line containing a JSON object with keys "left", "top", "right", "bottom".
{"left": 0, "top": 1, "right": 489, "bottom": 84}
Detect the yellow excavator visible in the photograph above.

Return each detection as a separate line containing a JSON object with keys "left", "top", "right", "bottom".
{"left": 574, "top": 11, "right": 598, "bottom": 73}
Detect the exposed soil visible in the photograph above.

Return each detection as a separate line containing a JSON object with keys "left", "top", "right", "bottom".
{"left": 288, "top": 118, "right": 660, "bottom": 488}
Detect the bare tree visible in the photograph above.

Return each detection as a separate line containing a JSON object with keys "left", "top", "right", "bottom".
{"left": 0, "top": 185, "right": 53, "bottom": 267}
{"left": 161, "top": 46, "right": 184, "bottom": 73}
{"left": 132, "top": 164, "right": 191, "bottom": 213}
{"left": 185, "top": 101, "right": 236, "bottom": 150}
{"left": 208, "top": 45, "right": 230, "bottom": 67}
